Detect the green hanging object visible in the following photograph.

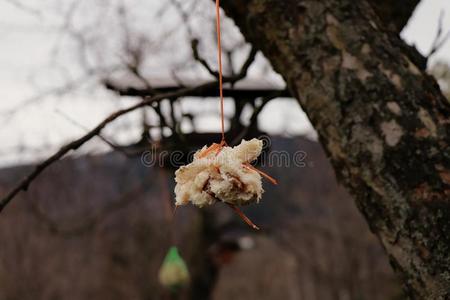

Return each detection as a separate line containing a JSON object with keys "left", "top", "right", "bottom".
{"left": 158, "top": 246, "right": 190, "bottom": 292}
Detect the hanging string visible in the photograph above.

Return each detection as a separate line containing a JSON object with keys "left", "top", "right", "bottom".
{"left": 211, "top": 0, "right": 270, "bottom": 230}
{"left": 215, "top": 0, "right": 226, "bottom": 144}
{"left": 160, "top": 167, "right": 177, "bottom": 243}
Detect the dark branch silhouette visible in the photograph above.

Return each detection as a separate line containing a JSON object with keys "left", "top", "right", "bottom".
{"left": 0, "top": 82, "right": 220, "bottom": 212}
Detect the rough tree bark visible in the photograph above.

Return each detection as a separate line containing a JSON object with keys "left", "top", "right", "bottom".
{"left": 220, "top": 0, "right": 450, "bottom": 299}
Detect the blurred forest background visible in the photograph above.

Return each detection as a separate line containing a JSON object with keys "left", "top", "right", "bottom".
{"left": 0, "top": 0, "right": 450, "bottom": 299}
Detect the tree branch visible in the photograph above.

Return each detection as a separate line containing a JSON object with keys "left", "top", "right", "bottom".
{"left": 104, "top": 81, "right": 290, "bottom": 98}
{"left": 0, "top": 82, "right": 219, "bottom": 213}
{"left": 427, "top": 10, "right": 450, "bottom": 60}
{"left": 54, "top": 109, "right": 139, "bottom": 158}
{"left": 230, "top": 91, "right": 285, "bottom": 145}
{"left": 191, "top": 38, "right": 258, "bottom": 83}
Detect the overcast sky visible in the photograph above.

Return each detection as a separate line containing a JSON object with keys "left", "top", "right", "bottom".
{"left": 1, "top": 0, "right": 450, "bottom": 167}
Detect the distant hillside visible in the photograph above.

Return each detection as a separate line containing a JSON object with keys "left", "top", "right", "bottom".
{"left": 0, "top": 136, "right": 402, "bottom": 300}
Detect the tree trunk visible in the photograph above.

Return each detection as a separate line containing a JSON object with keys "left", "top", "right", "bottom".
{"left": 220, "top": 0, "right": 450, "bottom": 298}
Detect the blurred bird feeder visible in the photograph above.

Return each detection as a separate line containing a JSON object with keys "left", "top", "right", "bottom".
{"left": 158, "top": 246, "right": 190, "bottom": 293}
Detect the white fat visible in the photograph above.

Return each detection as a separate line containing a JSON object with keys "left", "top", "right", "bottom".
{"left": 174, "top": 138, "right": 264, "bottom": 207}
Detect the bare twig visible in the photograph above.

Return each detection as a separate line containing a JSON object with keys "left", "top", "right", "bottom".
{"left": 428, "top": 11, "right": 450, "bottom": 59}
{"left": 191, "top": 39, "right": 219, "bottom": 78}
{"left": 225, "top": 50, "right": 236, "bottom": 77}
{"left": 191, "top": 39, "right": 258, "bottom": 83}
{"left": 235, "top": 47, "right": 258, "bottom": 82}
{"left": 0, "top": 81, "right": 219, "bottom": 213}
{"left": 231, "top": 91, "right": 287, "bottom": 145}
{"left": 0, "top": 71, "right": 104, "bottom": 120}
{"left": 170, "top": 70, "right": 187, "bottom": 88}
{"left": 104, "top": 80, "right": 289, "bottom": 98}
{"left": 54, "top": 109, "right": 138, "bottom": 158}
{"left": 169, "top": 0, "right": 195, "bottom": 37}
{"left": 4, "top": 0, "right": 42, "bottom": 17}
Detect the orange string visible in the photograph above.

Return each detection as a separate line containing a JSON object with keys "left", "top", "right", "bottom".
{"left": 215, "top": 0, "right": 225, "bottom": 143}
{"left": 243, "top": 163, "right": 279, "bottom": 185}
{"left": 198, "top": 143, "right": 221, "bottom": 158}
{"left": 214, "top": 2, "right": 261, "bottom": 231}
{"left": 226, "top": 203, "right": 260, "bottom": 230}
